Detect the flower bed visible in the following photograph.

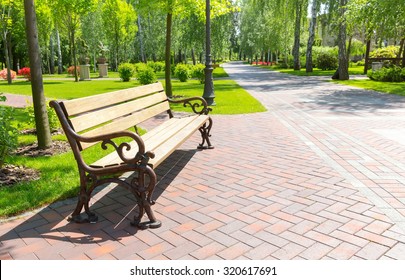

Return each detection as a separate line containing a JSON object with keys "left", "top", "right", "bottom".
{"left": 0, "top": 68, "right": 16, "bottom": 80}
{"left": 18, "top": 67, "right": 31, "bottom": 81}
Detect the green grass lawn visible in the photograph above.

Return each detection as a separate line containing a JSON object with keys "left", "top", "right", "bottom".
{"left": 256, "top": 65, "right": 366, "bottom": 76}
{"left": 169, "top": 79, "right": 266, "bottom": 115}
{"left": 333, "top": 78, "right": 405, "bottom": 96}
{"left": 0, "top": 68, "right": 264, "bottom": 218}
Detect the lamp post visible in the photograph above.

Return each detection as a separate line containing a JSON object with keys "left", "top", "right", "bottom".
{"left": 202, "top": 0, "right": 215, "bottom": 106}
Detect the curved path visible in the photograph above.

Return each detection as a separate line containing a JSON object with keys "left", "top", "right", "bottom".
{"left": 1, "top": 62, "right": 405, "bottom": 260}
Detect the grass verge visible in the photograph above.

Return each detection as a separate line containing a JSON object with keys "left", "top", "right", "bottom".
{"left": 332, "top": 78, "right": 405, "bottom": 96}
{"left": 255, "top": 65, "right": 365, "bottom": 76}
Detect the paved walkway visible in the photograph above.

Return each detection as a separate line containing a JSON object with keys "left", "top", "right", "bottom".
{"left": 1, "top": 62, "right": 405, "bottom": 260}
{"left": 1, "top": 93, "right": 33, "bottom": 108}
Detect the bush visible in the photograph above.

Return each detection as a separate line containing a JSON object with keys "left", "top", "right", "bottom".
{"left": 18, "top": 67, "right": 31, "bottom": 81}
{"left": 147, "top": 61, "right": 165, "bottom": 73}
{"left": 0, "top": 94, "right": 18, "bottom": 168}
{"left": 0, "top": 68, "right": 17, "bottom": 80}
{"left": 25, "top": 103, "right": 60, "bottom": 132}
{"left": 370, "top": 46, "right": 400, "bottom": 58}
{"left": 174, "top": 64, "right": 191, "bottom": 82}
{"left": 118, "top": 63, "right": 135, "bottom": 82}
{"left": 192, "top": 64, "right": 206, "bottom": 84}
{"left": 136, "top": 64, "right": 157, "bottom": 85}
{"left": 316, "top": 52, "right": 338, "bottom": 70}
{"left": 355, "top": 60, "right": 366, "bottom": 66}
{"left": 368, "top": 66, "right": 405, "bottom": 82}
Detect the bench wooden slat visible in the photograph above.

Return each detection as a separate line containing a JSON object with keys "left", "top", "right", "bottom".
{"left": 148, "top": 115, "right": 209, "bottom": 168}
{"left": 70, "top": 91, "right": 167, "bottom": 133}
{"left": 144, "top": 116, "right": 199, "bottom": 151}
{"left": 63, "top": 82, "right": 165, "bottom": 116}
{"left": 90, "top": 115, "right": 209, "bottom": 168}
{"left": 80, "top": 102, "right": 170, "bottom": 150}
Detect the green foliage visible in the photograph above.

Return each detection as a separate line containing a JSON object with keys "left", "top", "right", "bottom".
{"left": 118, "top": 63, "right": 135, "bottom": 82}
{"left": 191, "top": 64, "right": 206, "bottom": 84}
{"left": 25, "top": 103, "right": 59, "bottom": 132}
{"left": 316, "top": 52, "right": 338, "bottom": 71}
{"left": 370, "top": 46, "right": 400, "bottom": 58}
{"left": 368, "top": 66, "right": 405, "bottom": 82}
{"left": 354, "top": 60, "right": 365, "bottom": 66}
{"left": 0, "top": 94, "right": 18, "bottom": 168}
{"left": 147, "top": 61, "right": 165, "bottom": 73}
{"left": 136, "top": 64, "right": 157, "bottom": 85}
{"left": 174, "top": 64, "right": 191, "bottom": 82}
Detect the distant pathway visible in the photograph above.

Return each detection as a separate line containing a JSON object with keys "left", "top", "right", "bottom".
{"left": 1, "top": 93, "right": 33, "bottom": 108}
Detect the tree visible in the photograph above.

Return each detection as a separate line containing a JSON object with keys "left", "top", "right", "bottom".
{"left": 35, "top": 0, "right": 53, "bottom": 74}
{"left": 102, "top": 0, "right": 137, "bottom": 70}
{"left": 23, "top": 0, "right": 52, "bottom": 149}
{"left": 81, "top": 1, "right": 105, "bottom": 72}
{"left": 51, "top": 0, "right": 97, "bottom": 82}
{"left": 306, "top": 0, "right": 319, "bottom": 72}
{"left": 139, "top": 0, "right": 233, "bottom": 97}
{"left": 0, "top": 0, "right": 16, "bottom": 84}
{"left": 292, "top": 0, "right": 308, "bottom": 70}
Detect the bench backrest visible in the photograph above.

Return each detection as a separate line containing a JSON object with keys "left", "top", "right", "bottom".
{"left": 52, "top": 82, "right": 170, "bottom": 151}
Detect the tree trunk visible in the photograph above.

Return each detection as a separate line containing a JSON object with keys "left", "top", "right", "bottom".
{"left": 399, "top": 38, "right": 405, "bottom": 67}
{"left": 364, "top": 39, "right": 371, "bottom": 74}
{"left": 402, "top": 41, "right": 405, "bottom": 67}
{"left": 50, "top": 34, "right": 55, "bottom": 74}
{"left": 347, "top": 35, "right": 352, "bottom": 66}
{"left": 337, "top": 0, "right": 349, "bottom": 80}
{"left": 137, "top": 15, "right": 145, "bottom": 63}
{"left": 5, "top": 34, "right": 12, "bottom": 84}
{"left": 71, "top": 29, "right": 79, "bottom": 82}
{"left": 23, "top": 0, "right": 52, "bottom": 149}
{"left": 292, "top": 0, "right": 303, "bottom": 71}
{"left": 56, "top": 30, "right": 63, "bottom": 74}
{"left": 306, "top": 0, "right": 317, "bottom": 73}
{"left": 191, "top": 48, "right": 196, "bottom": 65}
{"left": 165, "top": 12, "right": 173, "bottom": 98}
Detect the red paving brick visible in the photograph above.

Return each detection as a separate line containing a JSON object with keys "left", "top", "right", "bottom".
{"left": 2, "top": 62, "right": 405, "bottom": 260}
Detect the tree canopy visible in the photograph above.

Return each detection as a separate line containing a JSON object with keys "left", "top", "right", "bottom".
{"left": 0, "top": 0, "right": 403, "bottom": 81}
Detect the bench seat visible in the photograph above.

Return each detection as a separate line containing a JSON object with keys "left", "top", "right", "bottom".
{"left": 90, "top": 114, "right": 210, "bottom": 169}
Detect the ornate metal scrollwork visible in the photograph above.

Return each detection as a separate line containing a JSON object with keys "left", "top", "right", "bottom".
{"left": 169, "top": 97, "right": 212, "bottom": 115}
{"left": 101, "top": 139, "right": 143, "bottom": 164}
{"left": 183, "top": 100, "right": 212, "bottom": 115}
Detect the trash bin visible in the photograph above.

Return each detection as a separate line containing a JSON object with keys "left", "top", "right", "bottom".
{"left": 372, "top": 62, "right": 383, "bottom": 72}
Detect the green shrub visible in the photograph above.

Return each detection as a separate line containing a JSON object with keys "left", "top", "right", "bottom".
{"left": 316, "top": 52, "right": 338, "bottom": 70}
{"left": 118, "top": 63, "right": 135, "bottom": 82}
{"left": 136, "top": 64, "right": 157, "bottom": 85}
{"left": 147, "top": 61, "right": 165, "bottom": 73}
{"left": 370, "top": 46, "right": 400, "bottom": 58}
{"left": 0, "top": 94, "right": 18, "bottom": 168}
{"left": 174, "top": 64, "right": 191, "bottom": 82}
{"left": 368, "top": 66, "right": 405, "bottom": 82}
{"left": 355, "top": 59, "right": 366, "bottom": 66}
{"left": 192, "top": 64, "right": 206, "bottom": 84}
{"left": 25, "top": 103, "right": 59, "bottom": 132}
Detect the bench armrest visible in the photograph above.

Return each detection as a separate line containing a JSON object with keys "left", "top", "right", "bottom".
{"left": 79, "top": 131, "right": 153, "bottom": 164}
{"left": 168, "top": 96, "right": 212, "bottom": 115}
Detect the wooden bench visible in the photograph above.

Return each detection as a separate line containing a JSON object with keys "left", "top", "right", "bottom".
{"left": 50, "top": 82, "right": 213, "bottom": 229}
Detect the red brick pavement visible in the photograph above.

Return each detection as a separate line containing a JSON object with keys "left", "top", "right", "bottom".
{"left": 1, "top": 62, "right": 405, "bottom": 260}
